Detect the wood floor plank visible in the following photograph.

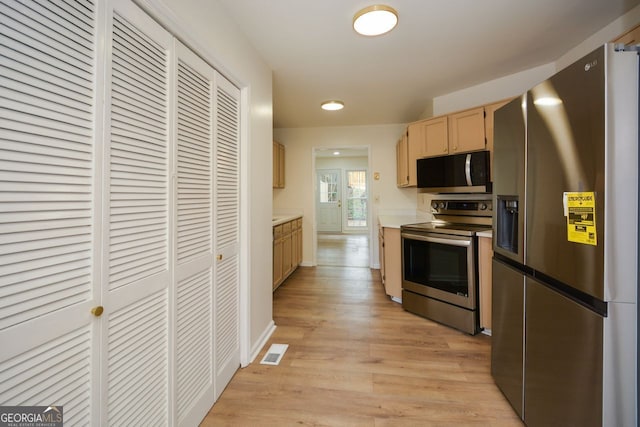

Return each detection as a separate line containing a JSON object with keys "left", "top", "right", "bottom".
{"left": 202, "top": 266, "right": 523, "bottom": 426}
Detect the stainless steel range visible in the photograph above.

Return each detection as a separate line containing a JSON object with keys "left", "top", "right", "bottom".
{"left": 401, "top": 199, "right": 492, "bottom": 335}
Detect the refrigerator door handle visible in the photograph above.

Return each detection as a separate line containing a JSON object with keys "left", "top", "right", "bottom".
{"left": 465, "top": 153, "right": 473, "bottom": 186}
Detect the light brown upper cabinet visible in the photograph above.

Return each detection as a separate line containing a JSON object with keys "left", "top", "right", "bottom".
{"left": 397, "top": 97, "right": 514, "bottom": 188}
{"left": 448, "top": 106, "right": 486, "bottom": 154}
{"left": 421, "top": 116, "right": 449, "bottom": 157}
{"left": 406, "top": 116, "right": 448, "bottom": 186}
{"left": 273, "top": 141, "right": 285, "bottom": 188}
{"left": 613, "top": 24, "right": 640, "bottom": 44}
{"left": 396, "top": 132, "right": 409, "bottom": 187}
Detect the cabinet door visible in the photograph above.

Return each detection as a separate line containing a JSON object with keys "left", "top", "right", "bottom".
{"left": 478, "top": 237, "right": 493, "bottom": 330}
{"left": 378, "top": 227, "right": 386, "bottom": 284}
{"left": 396, "top": 133, "right": 409, "bottom": 187}
{"left": 273, "top": 235, "right": 283, "bottom": 288}
{"left": 382, "top": 228, "right": 402, "bottom": 299}
{"left": 278, "top": 143, "right": 285, "bottom": 187}
{"left": 282, "top": 228, "right": 292, "bottom": 276}
{"left": 448, "top": 107, "right": 485, "bottom": 153}
{"left": 406, "top": 121, "right": 424, "bottom": 186}
{"left": 422, "top": 116, "right": 449, "bottom": 158}
{"left": 296, "top": 220, "right": 303, "bottom": 265}
{"left": 273, "top": 142, "right": 279, "bottom": 187}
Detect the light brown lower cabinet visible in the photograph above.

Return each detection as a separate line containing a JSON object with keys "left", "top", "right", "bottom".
{"left": 478, "top": 236, "right": 494, "bottom": 331}
{"left": 378, "top": 225, "right": 402, "bottom": 300}
{"left": 273, "top": 217, "right": 302, "bottom": 290}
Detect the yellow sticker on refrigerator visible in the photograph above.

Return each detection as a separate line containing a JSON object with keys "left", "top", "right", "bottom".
{"left": 565, "top": 191, "right": 597, "bottom": 246}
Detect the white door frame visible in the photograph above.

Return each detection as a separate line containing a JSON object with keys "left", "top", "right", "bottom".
{"left": 311, "top": 146, "right": 374, "bottom": 267}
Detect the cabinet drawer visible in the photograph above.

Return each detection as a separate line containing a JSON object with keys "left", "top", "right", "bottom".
{"left": 273, "top": 224, "right": 283, "bottom": 239}
{"left": 296, "top": 218, "right": 302, "bottom": 229}
{"left": 282, "top": 221, "right": 292, "bottom": 234}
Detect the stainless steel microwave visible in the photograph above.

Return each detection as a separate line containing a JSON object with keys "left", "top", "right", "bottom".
{"left": 417, "top": 151, "right": 491, "bottom": 193}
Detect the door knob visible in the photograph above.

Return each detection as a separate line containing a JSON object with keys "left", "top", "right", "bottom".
{"left": 217, "top": 254, "right": 223, "bottom": 260}
{"left": 91, "top": 306, "right": 104, "bottom": 317}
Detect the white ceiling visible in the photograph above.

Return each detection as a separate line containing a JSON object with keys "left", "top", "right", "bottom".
{"left": 217, "top": 0, "right": 639, "bottom": 128}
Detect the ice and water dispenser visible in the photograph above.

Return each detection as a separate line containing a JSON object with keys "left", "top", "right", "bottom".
{"left": 496, "top": 196, "right": 519, "bottom": 255}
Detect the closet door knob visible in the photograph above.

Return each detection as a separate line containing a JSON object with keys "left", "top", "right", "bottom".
{"left": 217, "top": 254, "right": 223, "bottom": 261}
{"left": 91, "top": 306, "right": 104, "bottom": 317}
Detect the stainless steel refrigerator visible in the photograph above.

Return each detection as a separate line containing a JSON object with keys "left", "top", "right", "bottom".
{"left": 491, "top": 43, "right": 638, "bottom": 426}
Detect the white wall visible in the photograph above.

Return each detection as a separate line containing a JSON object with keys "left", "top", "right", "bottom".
{"left": 144, "top": 0, "right": 275, "bottom": 363}
{"left": 316, "top": 156, "right": 368, "bottom": 170}
{"left": 432, "top": 63, "right": 555, "bottom": 116}
{"left": 274, "top": 125, "right": 419, "bottom": 266}
{"left": 433, "top": 4, "right": 640, "bottom": 116}
{"left": 555, "top": 5, "right": 640, "bottom": 71}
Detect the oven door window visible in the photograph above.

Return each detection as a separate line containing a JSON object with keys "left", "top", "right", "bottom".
{"left": 403, "top": 236, "right": 471, "bottom": 296}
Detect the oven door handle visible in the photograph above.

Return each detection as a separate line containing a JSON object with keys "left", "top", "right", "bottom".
{"left": 401, "top": 232, "right": 472, "bottom": 247}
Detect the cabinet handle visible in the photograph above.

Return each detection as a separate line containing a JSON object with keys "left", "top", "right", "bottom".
{"left": 91, "top": 306, "right": 104, "bottom": 317}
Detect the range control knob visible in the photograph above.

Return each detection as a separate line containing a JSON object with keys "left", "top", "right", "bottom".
{"left": 439, "top": 202, "right": 446, "bottom": 209}
{"left": 479, "top": 203, "right": 488, "bottom": 210}
{"left": 431, "top": 201, "right": 439, "bottom": 210}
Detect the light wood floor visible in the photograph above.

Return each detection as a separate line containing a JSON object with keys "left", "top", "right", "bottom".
{"left": 202, "top": 266, "right": 523, "bottom": 426}
{"left": 317, "top": 233, "right": 370, "bottom": 267}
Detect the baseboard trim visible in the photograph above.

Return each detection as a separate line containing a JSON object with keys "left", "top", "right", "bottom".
{"left": 247, "top": 320, "right": 277, "bottom": 365}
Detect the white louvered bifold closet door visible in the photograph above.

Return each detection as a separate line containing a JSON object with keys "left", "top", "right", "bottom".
{"left": 102, "top": 1, "right": 173, "bottom": 425}
{"left": 173, "top": 41, "right": 216, "bottom": 426}
{"left": 213, "top": 74, "right": 241, "bottom": 399}
{"left": 0, "top": 0, "right": 100, "bottom": 425}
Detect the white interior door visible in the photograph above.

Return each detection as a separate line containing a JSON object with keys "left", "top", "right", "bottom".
{"left": 213, "top": 73, "right": 241, "bottom": 400}
{"left": 317, "top": 169, "right": 342, "bottom": 233}
{"left": 102, "top": 1, "right": 172, "bottom": 425}
{"left": 173, "top": 41, "right": 216, "bottom": 426}
{"left": 0, "top": 0, "right": 101, "bottom": 425}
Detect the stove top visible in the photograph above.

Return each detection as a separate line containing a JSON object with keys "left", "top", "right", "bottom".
{"left": 401, "top": 221, "right": 492, "bottom": 237}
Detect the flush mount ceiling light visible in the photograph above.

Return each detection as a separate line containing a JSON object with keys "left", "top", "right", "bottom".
{"left": 353, "top": 5, "right": 398, "bottom": 36}
{"left": 321, "top": 100, "right": 344, "bottom": 111}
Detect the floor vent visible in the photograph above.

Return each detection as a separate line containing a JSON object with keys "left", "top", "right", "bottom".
{"left": 260, "top": 343, "right": 289, "bottom": 365}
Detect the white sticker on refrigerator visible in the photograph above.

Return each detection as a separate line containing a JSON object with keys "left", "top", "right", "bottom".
{"left": 566, "top": 191, "right": 597, "bottom": 246}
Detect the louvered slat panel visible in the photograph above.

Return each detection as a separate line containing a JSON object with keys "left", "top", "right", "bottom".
{"left": 0, "top": 0, "right": 95, "bottom": 331}
{"left": 177, "top": 270, "right": 212, "bottom": 422}
{"left": 109, "top": 12, "right": 168, "bottom": 291}
{"left": 177, "top": 61, "right": 212, "bottom": 264}
{"left": 215, "top": 86, "right": 239, "bottom": 250}
{"left": 213, "top": 77, "right": 240, "bottom": 398}
{"left": 0, "top": 327, "right": 91, "bottom": 420}
{"left": 107, "top": 290, "right": 168, "bottom": 426}
{"left": 216, "top": 253, "right": 239, "bottom": 366}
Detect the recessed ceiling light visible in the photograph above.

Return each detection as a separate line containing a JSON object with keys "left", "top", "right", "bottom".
{"left": 353, "top": 5, "right": 398, "bottom": 36}
{"left": 321, "top": 100, "right": 344, "bottom": 111}
{"left": 333, "top": 151, "right": 340, "bottom": 156}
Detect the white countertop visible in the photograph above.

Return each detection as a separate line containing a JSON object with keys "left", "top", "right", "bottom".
{"left": 272, "top": 213, "right": 302, "bottom": 226}
{"left": 477, "top": 229, "right": 493, "bottom": 238}
{"left": 378, "top": 214, "right": 429, "bottom": 229}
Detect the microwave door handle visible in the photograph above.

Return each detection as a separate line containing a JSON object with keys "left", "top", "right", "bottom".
{"left": 465, "top": 153, "right": 473, "bottom": 186}
{"left": 401, "top": 232, "right": 472, "bottom": 247}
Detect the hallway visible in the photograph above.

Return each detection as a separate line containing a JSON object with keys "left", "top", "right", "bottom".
{"left": 316, "top": 233, "right": 370, "bottom": 267}
{"left": 203, "top": 266, "right": 522, "bottom": 426}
